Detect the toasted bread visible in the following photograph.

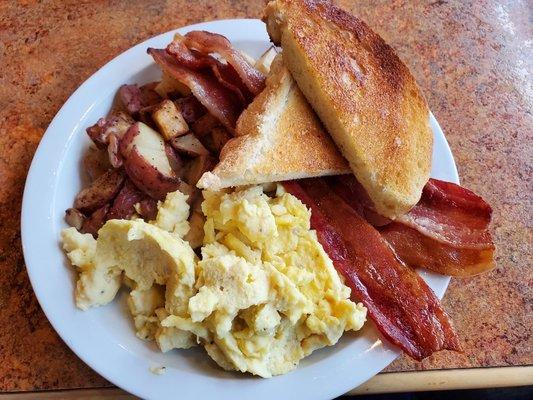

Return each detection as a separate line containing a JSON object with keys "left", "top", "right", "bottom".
{"left": 264, "top": 0, "right": 433, "bottom": 219}
{"left": 197, "top": 54, "right": 350, "bottom": 190}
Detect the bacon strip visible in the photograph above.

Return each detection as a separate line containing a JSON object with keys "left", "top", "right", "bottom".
{"left": 381, "top": 179, "right": 495, "bottom": 276}
{"left": 148, "top": 48, "right": 241, "bottom": 131}
{"left": 183, "top": 31, "right": 266, "bottom": 95}
{"left": 328, "top": 175, "right": 495, "bottom": 276}
{"left": 397, "top": 179, "right": 493, "bottom": 249}
{"left": 327, "top": 175, "right": 392, "bottom": 226}
{"left": 283, "top": 178, "right": 461, "bottom": 360}
{"left": 167, "top": 35, "right": 251, "bottom": 104}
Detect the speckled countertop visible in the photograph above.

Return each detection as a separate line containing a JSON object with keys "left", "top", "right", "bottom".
{"left": 0, "top": 0, "right": 531, "bottom": 394}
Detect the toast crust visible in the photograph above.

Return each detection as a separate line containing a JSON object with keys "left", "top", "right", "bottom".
{"left": 264, "top": 0, "right": 433, "bottom": 218}
{"left": 197, "top": 55, "right": 350, "bottom": 190}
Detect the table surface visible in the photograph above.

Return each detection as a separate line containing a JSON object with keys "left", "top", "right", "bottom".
{"left": 1, "top": 0, "right": 531, "bottom": 395}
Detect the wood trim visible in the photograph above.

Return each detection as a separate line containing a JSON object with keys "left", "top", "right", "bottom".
{"left": 348, "top": 366, "right": 533, "bottom": 395}
{"left": 2, "top": 366, "right": 532, "bottom": 398}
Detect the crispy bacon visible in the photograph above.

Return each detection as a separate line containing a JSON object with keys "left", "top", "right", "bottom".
{"left": 328, "top": 175, "right": 495, "bottom": 276}
{"left": 283, "top": 178, "right": 461, "bottom": 360}
{"left": 397, "top": 179, "right": 493, "bottom": 248}
{"left": 148, "top": 48, "right": 241, "bottom": 131}
{"left": 327, "top": 175, "right": 391, "bottom": 226}
{"left": 167, "top": 35, "right": 250, "bottom": 104}
{"left": 183, "top": 31, "right": 266, "bottom": 95}
{"left": 381, "top": 179, "right": 495, "bottom": 276}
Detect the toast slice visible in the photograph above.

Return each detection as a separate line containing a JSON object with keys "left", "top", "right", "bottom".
{"left": 197, "top": 54, "right": 350, "bottom": 190}
{"left": 264, "top": 0, "right": 433, "bottom": 219}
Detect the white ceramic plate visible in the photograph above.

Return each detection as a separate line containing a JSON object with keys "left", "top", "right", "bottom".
{"left": 21, "top": 19, "right": 459, "bottom": 400}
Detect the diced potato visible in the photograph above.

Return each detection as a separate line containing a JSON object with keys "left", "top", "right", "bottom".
{"left": 74, "top": 169, "right": 125, "bottom": 212}
{"left": 152, "top": 100, "right": 189, "bottom": 141}
{"left": 185, "top": 155, "right": 216, "bottom": 186}
{"left": 191, "top": 114, "right": 219, "bottom": 137}
{"left": 139, "top": 82, "right": 162, "bottom": 106}
{"left": 120, "top": 122, "right": 181, "bottom": 200}
{"left": 210, "top": 127, "right": 232, "bottom": 153}
{"left": 155, "top": 72, "right": 190, "bottom": 98}
{"left": 83, "top": 147, "right": 111, "bottom": 181}
{"left": 65, "top": 208, "right": 85, "bottom": 230}
{"left": 174, "top": 96, "right": 206, "bottom": 124}
{"left": 171, "top": 133, "right": 210, "bottom": 156}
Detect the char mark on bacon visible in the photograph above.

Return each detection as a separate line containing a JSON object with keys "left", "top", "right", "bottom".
{"left": 148, "top": 48, "right": 242, "bottom": 132}
{"left": 183, "top": 31, "right": 266, "bottom": 95}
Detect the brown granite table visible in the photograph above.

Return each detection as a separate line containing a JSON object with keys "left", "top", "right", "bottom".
{"left": 1, "top": 0, "right": 531, "bottom": 397}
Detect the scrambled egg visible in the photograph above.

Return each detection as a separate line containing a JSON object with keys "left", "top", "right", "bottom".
{"left": 61, "top": 186, "right": 366, "bottom": 377}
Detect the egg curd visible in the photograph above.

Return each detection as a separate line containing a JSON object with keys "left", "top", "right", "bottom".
{"left": 61, "top": 186, "right": 366, "bottom": 377}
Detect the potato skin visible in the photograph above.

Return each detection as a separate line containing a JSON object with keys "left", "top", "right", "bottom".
{"left": 74, "top": 169, "right": 125, "bottom": 212}
{"left": 81, "top": 204, "right": 110, "bottom": 237}
{"left": 123, "top": 146, "right": 181, "bottom": 200}
{"left": 83, "top": 147, "right": 111, "bottom": 181}
{"left": 107, "top": 180, "right": 145, "bottom": 220}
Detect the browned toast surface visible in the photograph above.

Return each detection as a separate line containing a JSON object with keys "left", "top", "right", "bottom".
{"left": 264, "top": 0, "right": 433, "bottom": 218}
{"left": 197, "top": 54, "right": 350, "bottom": 190}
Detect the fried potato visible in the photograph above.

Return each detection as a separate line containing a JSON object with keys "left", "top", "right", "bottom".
{"left": 185, "top": 155, "right": 216, "bottom": 186}
{"left": 65, "top": 208, "right": 85, "bottom": 230}
{"left": 152, "top": 99, "right": 189, "bottom": 140}
{"left": 191, "top": 113, "right": 219, "bottom": 137}
{"left": 81, "top": 204, "right": 110, "bottom": 237}
{"left": 210, "top": 127, "right": 232, "bottom": 153}
{"left": 74, "top": 169, "right": 125, "bottom": 213}
{"left": 83, "top": 147, "right": 111, "bottom": 181}
{"left": 120, "top": 122, "right": 181, "bottom": 200}
{"left": 107, "top": 180, "right": 145, "bottom": 220}
{"left": 171, "top": 133, "right": 210, "bottom": 156}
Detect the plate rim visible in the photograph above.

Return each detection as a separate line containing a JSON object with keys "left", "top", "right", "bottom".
{"left": 21, "top": 18, "right": 458, "bottom": 400}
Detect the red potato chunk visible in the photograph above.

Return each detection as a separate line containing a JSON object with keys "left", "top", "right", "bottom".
{"left": 65, "top": 208, "right": 86, "bottom": 230}
{"left": 139, "top": 82, "right": 163, "bottom": 107}
{"left": 120, "top": 122, "right": 182, "bottom": 200}
{"left": 171, "top": 133, "right": 210, "bottom": 156}
{"left": 136, "top": 198, "right": 159, "bottom": 221}
{"left": 83, "top": 147, "right": 111, "bottom": 181}
{"left": 107, "top": 133, "right": 122, "bottom": 168}
{"left": 165, "top": 144, "right": 185, "bottom": 177}
{"left": 107, "top": 180, "right": 145, "bottom": 220}
{"left": 210, "top": 127, "right": 232, "bottom": 153}
{"left": 74, "top": 169, "right": 125, "bottom": 213}
{"left": 185, "top": 155, "right": 216, "bottom": 187}
{"left": 191, "top": 113, "right": 220, "bottom": 137}
{"left": 175, "top": 96, "right": 206, "bottom": 124}
{"left": 152, "top": 99, "right": 189, "bottom": 140}
{"left": 81, "top": 204, "right": 110, "bottom": 236}
{"left": 86, "top": 112, "right": 134, "bottom": 172}
{"left": 120, "top": 82, "right": 163, "bottom": 116}
{"left": 119, "top": 84, "right": 144, "bottom": 115}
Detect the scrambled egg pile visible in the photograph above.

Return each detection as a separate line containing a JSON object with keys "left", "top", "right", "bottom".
{"left": 62, "top": 186, "right": 366, "bottom": 377}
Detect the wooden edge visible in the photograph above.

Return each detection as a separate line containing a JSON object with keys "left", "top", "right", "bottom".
{"left": 1, "top": 366, "right": 532, "bottom": 398}
{"left": 0, "top": 388, "right": 134, "bottom": 400}
{"left": 348, "top": 365, "right": 533, "bottom": 395}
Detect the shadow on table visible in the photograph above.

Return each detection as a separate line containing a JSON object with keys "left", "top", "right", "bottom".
{"left": 338, "top": 385, "right": 533, "bottom": 400}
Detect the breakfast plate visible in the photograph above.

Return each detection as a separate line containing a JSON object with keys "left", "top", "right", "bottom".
{"left": 21, "top": 18, "right": 459, "bottom": 400}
